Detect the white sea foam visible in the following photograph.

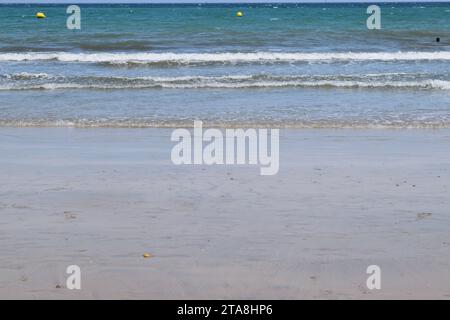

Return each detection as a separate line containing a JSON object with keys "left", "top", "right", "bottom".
{"left": 2, "top": 118, "right": 450, "bottom": 129}
{"left": 0, "top": 78, "right": 448, "bottom": 90}
{"left": 1, "top": 72, "right": 448, "bottom": 90}
{"left": 0, "top": 51, "right": 450, "bottom": 64}
{"left": 2, "top": 72, "right": 52, "bottom": 80}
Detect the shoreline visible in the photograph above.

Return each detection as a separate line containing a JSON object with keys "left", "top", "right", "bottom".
{"left": 3, "top": 124, "right": 450, "bottom": 129}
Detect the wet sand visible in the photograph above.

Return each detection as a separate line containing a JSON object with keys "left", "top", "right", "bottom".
{"left": 0, "top": 127, "right": 450, "bottom": 299}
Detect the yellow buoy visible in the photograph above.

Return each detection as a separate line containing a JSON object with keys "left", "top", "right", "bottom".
{"left": 36, "top": 12, "right": 46, "bottom": 19}
{"left": 236, "top": 11, "right": 243, "bottom": 17}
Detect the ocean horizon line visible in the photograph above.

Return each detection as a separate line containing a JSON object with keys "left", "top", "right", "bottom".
{"left": 2, "top": 1, "right": 450, "bottom": 5}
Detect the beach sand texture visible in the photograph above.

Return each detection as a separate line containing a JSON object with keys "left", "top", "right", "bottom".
{"left": 0, "top": 128, "right": 449, "bottom": 299}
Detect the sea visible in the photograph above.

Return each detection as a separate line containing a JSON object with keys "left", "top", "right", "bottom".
{"left": 0, "top": 3, "right": 449, "bottom": 128}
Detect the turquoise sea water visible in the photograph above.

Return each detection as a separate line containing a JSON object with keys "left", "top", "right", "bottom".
{"left": 0, "top": 3, "right": 449, "bottom": 128}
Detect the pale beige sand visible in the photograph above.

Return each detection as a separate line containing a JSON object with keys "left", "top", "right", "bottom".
{"left": 0, "top": 128, "right": 450, "bottom": 299}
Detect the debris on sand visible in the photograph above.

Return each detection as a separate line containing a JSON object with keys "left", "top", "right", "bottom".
{"left": 416, "top": 212, "right": 432, "bottom": 221}
{"left": 64, "top": 211, "right": 77, "bottom": 220}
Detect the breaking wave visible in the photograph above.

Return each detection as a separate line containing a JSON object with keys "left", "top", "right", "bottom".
{"left": 0, "top": 51, "right": 450, "bottom": 66}
{"left": 1, "top": 73, "right": 449, "bottom": 90}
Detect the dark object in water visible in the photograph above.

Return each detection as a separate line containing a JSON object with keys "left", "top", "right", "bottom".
{"left": 436, "top": 37, "right": 440, "bottom": 43}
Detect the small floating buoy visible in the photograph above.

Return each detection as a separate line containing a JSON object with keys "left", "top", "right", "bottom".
{"left": 36, "top": 12, "right": 46, "bottom": 19}
{"left": 142, "top": 253, "right": 152, "bottom": 258}
{"left": 236, "top": 11, "right": 243, "bottom": 17}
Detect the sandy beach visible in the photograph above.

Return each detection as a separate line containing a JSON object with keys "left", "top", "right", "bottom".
{"left": 1, "top": 127, "right": 449, "bottom": 299}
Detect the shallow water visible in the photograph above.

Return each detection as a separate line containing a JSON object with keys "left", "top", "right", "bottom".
{"left": 0, "top": 3, "right": 449, "bottom": 128}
